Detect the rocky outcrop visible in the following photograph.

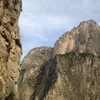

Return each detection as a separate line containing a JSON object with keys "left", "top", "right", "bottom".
{"left": 54, "top": 20, "right": 100, "bottom": 56}
{"left": 19, "top": 20, "right": 100, "bottom": 100}
{"left": 0, "top": 0, "right": 22, "bottom": 100}
{"left": 19, "top": 47, "right": 54, "bottom": 100}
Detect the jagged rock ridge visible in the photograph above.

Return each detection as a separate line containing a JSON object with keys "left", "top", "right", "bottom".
{"left": 54, "top": 20, "right": 100, "bottom": 56}
{"left": 0, "top": 0, "right": 22, "bottom": 100}
{"left": 19, "top": 20, "right": 100, "bottom": 100}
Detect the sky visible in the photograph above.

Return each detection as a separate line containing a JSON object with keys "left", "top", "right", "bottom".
{"left": 19, "top": 0, "right": 100, "bottom": 60}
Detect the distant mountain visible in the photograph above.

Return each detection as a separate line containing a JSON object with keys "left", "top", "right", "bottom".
{"left": 19, "top": 20, "right": 100, "bottom": 100}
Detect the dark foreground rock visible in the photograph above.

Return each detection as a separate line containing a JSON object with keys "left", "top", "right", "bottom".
{"left": 19, "top": 20, "right": 100, "bottom": 100}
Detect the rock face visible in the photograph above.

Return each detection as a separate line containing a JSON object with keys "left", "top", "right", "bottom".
{"left": 19, "top": 47, "right": 54, "bottom": 100}
{"left": 54, "top": 20, "right": 100, "bottom": 56}
{"left": 19, "top": 20, "right": 100, "bottom": 100}
{"left": 0, "top": 0, "right": 22, "bottom": 100}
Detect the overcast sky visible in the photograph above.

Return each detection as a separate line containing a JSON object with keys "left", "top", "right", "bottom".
{"left": 19, "top": 0, "right": 100, "bottom": 60}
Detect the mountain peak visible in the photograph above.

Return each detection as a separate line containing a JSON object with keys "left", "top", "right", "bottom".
{"left": 54, "top": 20, "right": 100, "bottom": 56}
{"left": 19, "top": 20, "right": 100, "bottom": 100}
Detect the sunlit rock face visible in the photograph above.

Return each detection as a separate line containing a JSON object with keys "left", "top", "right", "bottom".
{"left": 19, "top": 20, "right": 100, "bottom": 100}
{"left": 54, "top": 20, "right": 100, "bottom": 56}
{"left": 0, "top": 0, "right": 22, "bottom": 99}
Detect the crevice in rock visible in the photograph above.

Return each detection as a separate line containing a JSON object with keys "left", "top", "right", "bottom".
{"left": 30, "top": 57, "right": 57, "bottom": 100}
{"left": 1, "top": 33, "right": 10, "bottom": 43}
{"left": 5, "top": 92, "right": 15, "bottom": 100}
{"left": 15, "top": 39, "right": 22, "bottom": 48}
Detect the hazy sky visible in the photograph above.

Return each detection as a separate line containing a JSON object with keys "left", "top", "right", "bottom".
{"left": 19, "top": 0, "right": 100, "bottom": 59}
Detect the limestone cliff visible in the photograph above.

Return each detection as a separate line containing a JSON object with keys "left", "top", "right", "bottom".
{"left": 19, "top": 20, "right": 100, "bottom": 100}
{"left": 0, "top": 0, "right": 22, "bottom": 100}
